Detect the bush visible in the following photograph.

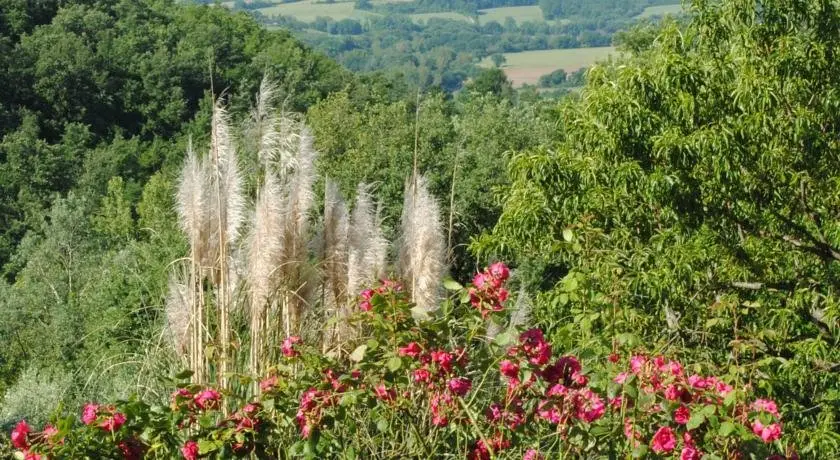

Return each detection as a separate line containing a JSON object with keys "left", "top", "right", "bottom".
{"left": 9, "top": 264, "right": 796, "bottom": 458}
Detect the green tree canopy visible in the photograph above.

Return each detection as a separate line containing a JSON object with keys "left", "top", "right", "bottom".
{"left": 476, "top": 0, "right": 840, "bottom": 453}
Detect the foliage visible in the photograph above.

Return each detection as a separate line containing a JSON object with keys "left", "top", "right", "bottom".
{"left": 476, "top": 0, "right": 840, "bottom": 455}
{"left": 8, "top": 264, "right": 795, "bottom": 459}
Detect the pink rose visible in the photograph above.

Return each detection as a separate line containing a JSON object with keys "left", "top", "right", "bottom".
{"left": 398, "top": 342, "right": 423, "bottom": 358}
{"left": 82, "top": 403, "right": 99, "bottom": 425}
{"left": 674, "top": 405, "right": 690, "bottom": 425}
{"left": 194, "top": 388, "right": 221, "bottom": 410}
{"left": 680, "top": 444, "right": 703, "bottom": 460}
{"left": 499, "top": 360, "right": 519, "bottom": 379}
{"left": 614, "top": 372, "right": 629, "bottom": 384}
{"left": 181, "top": 440, "right": 199, "bottom": 460}
{"left": 664, "top": 384, "right": 682, "bottom": 401}
{"left": 523, "top": 448, "right": 543, "bottom": 460}
{"left": 281, "top": 336, "right": 301, "bottom": 358}
{"left": 99, "top": 412, "right": 127, "bottom": 433}
{"left": 751, "top": 399, "right": 780, "bottom": 417}
{"left": 259, "top": 375, "right": 279, "bottom": 392}
{"left": 751, "top": 419, "right": 782, "bottom": 443}
{"left": 11, "top": 420, "right": 31, "bottom": 449}
{"left": 687, "top": 374, "right": 708, "bottom": 389}
{"left": 430, "top": 350, "right": 454, "bottom": 373}
{"left": 448, "top": 377, "right": 472, "bottom": 396}
{"left": 374, "top": 383, "right": 396, "bottom": 402}
{"left": 630, "top": 355, "right": 647, "bottom": 373}
{"left": 413, "top": 368, "right": 431, "bottom": 383}
{"left": 574, "top": 388, "right": 605, "bottom": 422}
{"left": 650, "top": 426, "right": 677, "bottom": 453}
{"left": 488, "top": 262, "right": 510, "bottom": 281}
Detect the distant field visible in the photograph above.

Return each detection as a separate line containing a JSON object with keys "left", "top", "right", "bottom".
{"left": 480, "top": 47, "right": 617, "bottom": 87}
{"left": 636, "top": 3, "right": 684, "bottom": 18}
{"left": 477, "top": 6, "right": 545, "bottom": 24}
{"left": 410, "top": 11, "right": 473, "bottom": 23}
{"left": 257, "top": 0, "right": 378, "bottom": 22}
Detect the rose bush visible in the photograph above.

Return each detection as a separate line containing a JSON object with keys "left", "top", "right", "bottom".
{"left": 10, "top": 263, "right": 797, "bottom": 458}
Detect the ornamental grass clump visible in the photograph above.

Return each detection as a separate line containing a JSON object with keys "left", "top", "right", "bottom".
{"left": 11, "top": 263, "right": 798, "bottom": 459}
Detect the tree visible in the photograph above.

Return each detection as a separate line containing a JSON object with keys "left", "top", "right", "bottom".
{"left": 465, "top": 68, "right": 513, "bottom": 99}
{"left": 476, "top": 2, "right": 840, "bottom": 454}
{"left": 490, "top": 53, "right": 507, "bottom": 68}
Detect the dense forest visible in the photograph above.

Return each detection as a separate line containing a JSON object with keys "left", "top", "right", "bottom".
{"left": 1, "top": 0, "right": 839, "bottom": 458}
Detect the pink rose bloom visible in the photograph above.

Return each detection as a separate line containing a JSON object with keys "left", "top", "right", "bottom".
{"left": 547, "top": 383, "right": 568, "bottom": 397}
{"left": 181, "top": 440, "right": 199, "bottom": 460}
{"left": 398, "top": 342, "right": 423, "bottom": 358}
{"left": 259, "top": 375, "right": 279, "bottom": 392}
{"left": 751, "top": 399, "right": 780, "bottom": 417}
{"left": 669, "top": 360, "right": 684, "bottom": 376}
{"left": 448, "top": 377, "right": 472, "bottom": 396}
{"left": 281, "top": 336, "right": 301, "bottom": 358}
{"left": 194, "top": 388, "right": 222, "bottom": 410}
{"left": 664, "top": 384, "right": 681, "bottom": 401}
{"left": 680, "top": 444, "right": 703, "bottom": 460}
{"left": 41, "top": 424, "right": 59, "bottom": 443}
{"left": 624, "top": 419, "right": 641, "bottom": 445}
{"left": 374, "top": 383, "right": 396, "bottom": 402}
{"left": 360, "top": 288, "right": 374, "bottom": 301}
{"left": 751, "top": 419, "right": 782, "bottom": 443}
{"left": 674, "top": 405, "right": 690, "bottom": 425}
{"left": 575, "top": 388, "right": 605, "bottom": 422}
{"left": 413, "top": 368, "right": 431, "bottom": 383}
{"left": 499, "top": 360, "right": 519, "bottom": 379}
{"left": 523, "top": 449, "right": 543, "bottom": 460}
{"left": 608, "top": 353, "right": 620, "bottom": 363}
{"left": 630, "top": 355, "right": 647, "bottom": 373}
{"left": 687, "top": 375, "right": 708, "bottom": 389}
{"left": 653, "top": 356, "right": 667, "bottom": 371}
{"left": 431, "top": 350, "right": 454, "bottom": 373}
{"left": 650, "top": 426, "right": 677, "bottom": 453}
{"left": 715, "top": 380, "right": 733, "bottom": 397}
{"left": 11, "top": 420, "right": 31, "bottom": 449}
{"left": 82, "top": 403, "right": 99, "bottom": 425}
{"left": 609, "top": 396, "right": 623, "bottom": 410}
{"left": 536, "top": 400, "right": 562, "bottom": 424}
{"left": 519, "top": 329, "right": 552, "bottom": 365}
{"left": 23, "top": 452, "right": 42, "bottom": 460}
{"left": 472, "top": 272, "right": 490, "bottom": 290}
{"left": 613, "top": 372, "right": 629, "bottom": 384}
{"left": 100, "top": 412, "right": 127, "bottom": 433}
{"left": 488, "top": 262, "right": 510, "bottom": 281}
{"left": 486, "top": 402, "right": 503, "bottom": 422}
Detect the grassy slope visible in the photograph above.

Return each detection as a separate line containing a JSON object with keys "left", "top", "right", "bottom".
{"left": 480, "top": 46, "right": 618, "bottom": 86}
{"left": 635, "top": 3, "right": 683, "bottom": 18}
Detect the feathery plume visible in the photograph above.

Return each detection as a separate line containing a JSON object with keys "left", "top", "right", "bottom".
{"left": 279, "top": 125, "right": 318, "bottom": 335}
{"left": 211, "top": 100, "right": 246, "bottom": 246}
{"left": 322, "top": 179, "right": 349, "bottom": 348}
{"left": 165, "top": 269, "right": 192, "bottom": 360}
{"left": 399, "top": 174, "right": 446, "bottom": 313}
{"left": 348, "top": 184, "right": 389, "bottom": 298}
{"left": 247, "top": 173, "right": 284, "bottom": 375}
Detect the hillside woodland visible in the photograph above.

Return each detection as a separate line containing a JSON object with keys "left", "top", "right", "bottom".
{"left": 1, "top": 0, "right": 839, "bottom": 458}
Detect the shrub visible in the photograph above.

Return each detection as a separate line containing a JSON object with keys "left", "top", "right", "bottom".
{"left": 10, "top": 264, "right": 796, "bottom": 458}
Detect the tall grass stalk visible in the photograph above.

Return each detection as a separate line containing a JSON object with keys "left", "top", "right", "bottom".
{"left": 399, "top": 174, "right": 446, "bottom": 314}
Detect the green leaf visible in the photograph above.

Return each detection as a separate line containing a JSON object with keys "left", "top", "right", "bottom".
{"left": 686, "top": 412, "right": 705, "bottom": 430}
{"left": 719, "top": 421, "right": 736, "bottom": 436}
{"left": 723, "top": 390, "right": 737, "bottom": 407}
{"left": 174, "top": 369, "right": 194, "bottom": 380}
{"left": 443, "top": 279, "right": 463, "bottom": 291}
{"left": 198, "top": 439, "right": 222, "bottom": 455}
{"left": 562, "top": 228, "right": 574, "bottom": 242}
{"left": 701, "top": 404, "right": 717, "bottom": 417}
{"left": 376, "top": 418, "right": 389, "bottom": 432}
{"left": 631, "top": 444, "right": 648, "bottom": 458}
{"left": 494, "top": 331, "right": 513, "bottom": 346}
{"left": 387, "top": 356, "right": 402, "bottom": 372}
{"left": 349, "top": 344, "right": 367, "bottom": 362}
